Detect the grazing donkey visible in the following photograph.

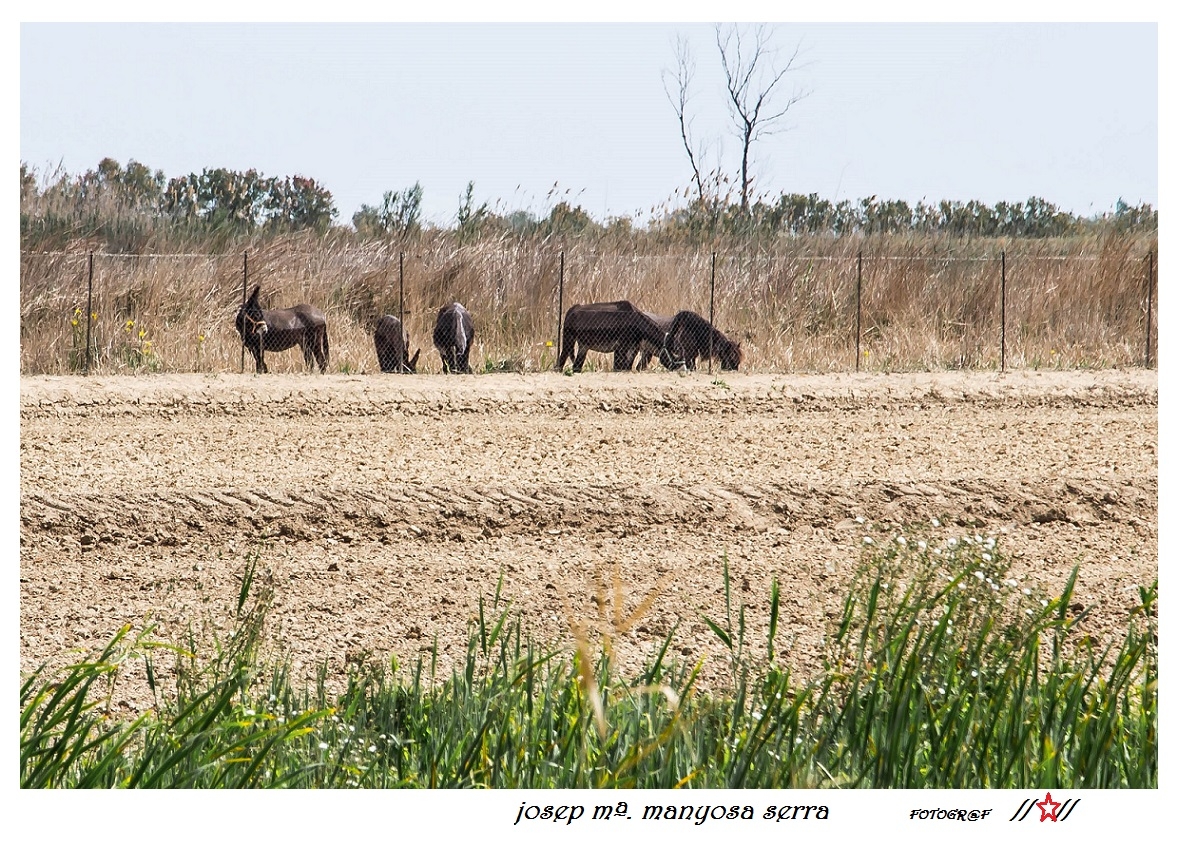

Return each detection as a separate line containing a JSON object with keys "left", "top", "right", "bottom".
{"left": 665, "top": 310, "right": 743, "bottom": 371}
{"left": 558, "top": 301, "right": 673, "bottom": 372}
{"left": 433, "top": 302, "right": 474, "bottom": 374}
{"left": 635, "top": 311, "right": 675, "bottom": 370}
{"left": 373, "top": 315, "right": 420, "bottom": 373}
{"left": 235, "top": 284, "right": 329, "bottom": 373}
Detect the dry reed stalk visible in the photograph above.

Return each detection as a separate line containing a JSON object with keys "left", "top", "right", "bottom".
{"left": 20, "top": 231, "right": 1156, "bottom": 375}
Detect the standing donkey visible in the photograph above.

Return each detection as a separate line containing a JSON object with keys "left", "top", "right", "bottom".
{"left": 235, "top": 284, "right": 329, "bottom": 373}
{"left": 432, "top": 302, "right": 474, "bottom": 374}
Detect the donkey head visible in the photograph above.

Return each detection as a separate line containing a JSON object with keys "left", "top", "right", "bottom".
{"left": 720, "top": 337, "right": 743, "bottom": 371}
{"left": 403, "top": 347, "right": 421, "bottom": 374}
{"left": 236, "top": 285, "right": 268, "bottom": 341}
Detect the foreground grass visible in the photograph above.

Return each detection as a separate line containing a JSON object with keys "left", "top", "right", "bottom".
{"left": 21, "top": 533, "right": 1156, "bottom": 789}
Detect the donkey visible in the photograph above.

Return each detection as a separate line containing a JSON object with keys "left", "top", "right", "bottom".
{"left": 433, "top": 302, "right": 474, "bottom": 374}
{"left": 558, "top": 301, "right": 673, "bottom": 372}
{"left": 665, "top": 310, "right": 743, "bottom": 371}
{"left": 373, "top": 315, "right": 420, "bottom": 374}
{"left": 635, "top": 311, "right": 675, "bottom": 370}
{"left": 235, "top": 284, "right": 329, "bottom": 373}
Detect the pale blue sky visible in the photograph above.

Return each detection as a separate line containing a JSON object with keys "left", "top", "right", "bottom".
{"left": 19, "top": 18, "right": 1159, "bottom": 227}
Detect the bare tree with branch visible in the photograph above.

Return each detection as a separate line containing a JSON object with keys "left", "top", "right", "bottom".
{"left": 662, "top": 35, "right": 708, "bottom": 209}
{"left": 715, "top": 23, "right": 808, "bottom": 213}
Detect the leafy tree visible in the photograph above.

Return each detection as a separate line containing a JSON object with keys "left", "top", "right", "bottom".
{"left": 163, "top": 168, "right": 336, "bottom": 230}
{"left": 545, "top": 201, "right": 595, "bottom": 236}
{"left": 91, "top": 158, "right": 166, "bottom": 210}
{"left": 20, "top": 162, "right": 37, "bottom": 204}
{"left": 1111, "top": 198, "right": 1157, "bottom": 232}
{"left": 269, "top": 175, "right": 337, "bottom": 230}
{"left": 456, "top": 181, "right": 489, "bottom": 244}
{"left": 164, "top": 168, "right": 269, "bottom": 225}
{"left": 353, "top": 183, "right": 423, "bottom": 238}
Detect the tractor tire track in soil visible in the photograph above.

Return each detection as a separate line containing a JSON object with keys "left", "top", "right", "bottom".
{"left": 20, "top": 370, "right": 1156, "bottom": 710}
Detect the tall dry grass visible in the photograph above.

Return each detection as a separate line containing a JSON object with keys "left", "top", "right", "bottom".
{"left": 19, "top": 230, "right": 1156, "bottom": 375}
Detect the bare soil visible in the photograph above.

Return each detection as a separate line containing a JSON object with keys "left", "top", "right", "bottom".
{"left": 20, "top": 369, "right": 1157, "bottom": 709}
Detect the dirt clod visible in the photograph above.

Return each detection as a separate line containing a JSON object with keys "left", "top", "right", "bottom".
{"left": 20, "top": 370, "right": 1157, "bottom": 701}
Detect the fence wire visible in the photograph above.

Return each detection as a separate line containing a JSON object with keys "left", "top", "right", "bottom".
{"left": 19, "top": 247, "right": 1156, "bottom": 375}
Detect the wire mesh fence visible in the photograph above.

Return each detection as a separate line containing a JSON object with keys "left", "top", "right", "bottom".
{"left": 19, "top": 244, "right": 1156, "bottom": 376}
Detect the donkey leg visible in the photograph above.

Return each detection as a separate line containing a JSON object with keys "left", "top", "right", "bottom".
{"left": 557, "top": 333, "right": 575, "bottom": 371}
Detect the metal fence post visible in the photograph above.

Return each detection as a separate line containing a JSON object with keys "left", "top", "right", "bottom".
{"left": 708, "top": 251, "right": 717, "bottom": 375}
{"left": 84, "top": 252, "right": 94, "bottom": 375}
{"left": 240, "top": 251, "right": 248, "bottom": 373}
{"left": 1001, "top": 250, "right": 1007, "bottom": 372}
{"left": 555, "top": 250, "right": 565, "bottom": 370}
{"left": 399, "top": 250, "right": 405, "bottom": 330}
{"left": 1146, "top": 250, "right": 1155, "bottom": 368}
{"left": 855, "top": 251, "right": 863, "bottom": 371}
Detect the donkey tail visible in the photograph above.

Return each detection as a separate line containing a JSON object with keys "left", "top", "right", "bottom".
{"left": 454, "top": 308, "right": 468, "bottom": 357}
{"left": 317, "top": 323, "right": 330, "bottom": 373}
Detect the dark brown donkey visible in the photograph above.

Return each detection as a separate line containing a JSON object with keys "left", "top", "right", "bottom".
{"left": 373, "top": 315, "right": 420, "bottom": 373}
{"left": 665, "top": 310, "right": 743, "bottom": 371}
{"left": 235, "top": 284, "right": 329, "bottom": 373}
{"left": 558, "top": 301, "right": 674, "bottom": 372}
{"left": 635, "top": 311, "right": 674, "bottom": 369}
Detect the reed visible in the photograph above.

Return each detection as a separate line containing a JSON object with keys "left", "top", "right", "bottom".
{"left": 19, "top": 227, "right": 1155, "bottom": 375}
{"left": 21, "top": 533, "right": 1156, "bottom": 789}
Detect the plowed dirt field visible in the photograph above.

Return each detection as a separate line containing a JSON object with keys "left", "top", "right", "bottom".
{"left": 20, "top": 370, "right": 1157, "bottom": 707}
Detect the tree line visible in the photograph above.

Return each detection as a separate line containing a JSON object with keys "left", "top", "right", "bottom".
{"left": 20, "top": 156, "right": 1157, "bottom": 253}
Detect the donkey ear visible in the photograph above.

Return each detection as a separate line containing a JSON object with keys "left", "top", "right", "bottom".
{"left": 246, "top": 285, "right": 261, "bottom": 305}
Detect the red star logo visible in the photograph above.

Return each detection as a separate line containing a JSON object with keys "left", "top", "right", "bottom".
{"left": 1035, "top": 792, "right": 1061, "bottom": 822}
